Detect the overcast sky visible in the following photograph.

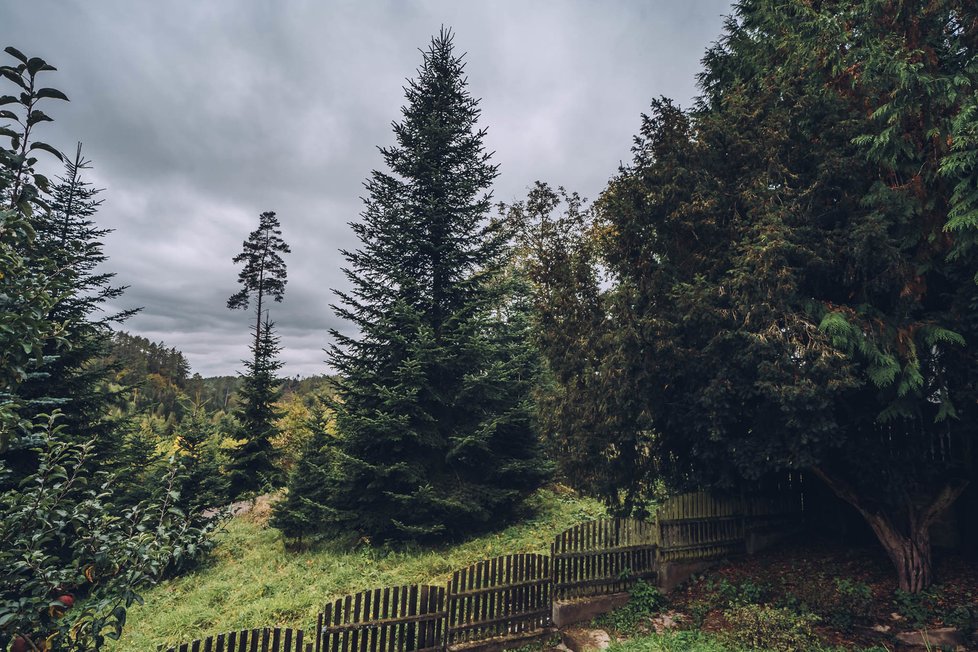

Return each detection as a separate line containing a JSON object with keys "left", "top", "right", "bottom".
{"left": 3, "top": 1, "right": 734, "bottom": 377}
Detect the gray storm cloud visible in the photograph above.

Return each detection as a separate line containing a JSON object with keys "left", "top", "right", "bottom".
{"left": 2, "top": 0, "right": 733, "bottom": 376}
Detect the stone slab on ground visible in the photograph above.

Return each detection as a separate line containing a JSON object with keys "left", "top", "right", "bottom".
{"left": 552, "top": 593, "right": 630, "bottom": 628}
{"left": 656, "top": 559, "right": 719, "bottom": 593}
{"left": 650, "top": 611, "right": 683, "bottom": 633}
{"left": 560, "top": 627, "right": 611, "bottom": 652}
{"left": 894, "top": 627, "right": 966, "bottom": 650}
{"left": 446, "top": 629, "right": 555, "bottom": 652}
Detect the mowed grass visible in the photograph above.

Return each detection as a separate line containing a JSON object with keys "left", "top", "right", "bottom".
{"left": 110, "top": 488, "right": 606, "bottom": 652}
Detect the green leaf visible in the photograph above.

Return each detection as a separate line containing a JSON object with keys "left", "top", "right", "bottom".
{"left": 0, "top": 95, "right": 17, "bottom": 105}
{"left": 0, "top": 109, "right": 18, "bottom": 121}
{"left": 35, "top": 87, "right": 69, "bottom": 102}
{"left": 3, "top": 46, "right": 28, "bottom": 64}
{"left": 26, "top": 57, "right": 48, "bottom": 75}
{"left": 28, "top": 141, "right": 63, "bottom": 161}
{"left": 27, "top": 109, "right": 53, "bottom": 126}
{"left": 0, "top": 66, "right": 26, "bottom": 89}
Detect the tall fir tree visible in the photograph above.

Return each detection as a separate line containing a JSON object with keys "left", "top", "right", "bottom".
{"left": 324, "top": 29, "right": 550, "bottom": 542}
{"left": 228, "top": 316, "right": 284, "bottom": 496}
{"left": 18, "top": 143, "right": 134, "bottom": 443}
{"left": 227, "top": 210, "right": 290, "bottom": 496}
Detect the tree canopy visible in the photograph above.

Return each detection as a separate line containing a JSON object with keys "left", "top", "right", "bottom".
{"left": 558, "top": 0, "right": 978, "bottom": 592}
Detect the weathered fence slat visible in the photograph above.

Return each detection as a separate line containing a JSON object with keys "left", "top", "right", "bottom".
{"left": 320, "top": 586, "right": 445, "bottom": 652}
{"left": 552, "top": 518, "right": 658, "bottom": 601}
{"left": 445, "top": 553, "right": 551, "bottom": 645}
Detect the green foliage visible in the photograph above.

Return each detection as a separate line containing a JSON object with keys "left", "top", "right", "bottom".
{"left": 704, "top": 579, "right": 771, "bottom": 609}
{"left": 595, "top": 580, "right": 666, "bottom": 634}
{"left": 324, "top": 29, "right": 550, "bottom": 542}
{"left": 0, "top": 46, "right": 68, "bottom": 451}
{"left": 945, "top": 604, "right": 974, "bottom": 632}
{"left": 893, "top": 587, "right": 939, "bottom": 629}
{"left": 227, "top": 317, "right": 284, "bottom": 497}
{"left": 0, "top": 415, "right": 223, "bottom": 651}
{"left": 720, "top": 604, "right": 820, "bottom": 652}
{"left": 270, "top": 418, "right": 335, "bottom": 542}
{"left": 781, "top": 577, "right": 872, "bottom": 633}
{"left": 173, "top": 401, "right": 229, "bottom": 514}
{"left": 505, "top": 182, "right": 656, "bottom": 516}
{"left": 559, "top": 0, "right": 978, "bottom": 592}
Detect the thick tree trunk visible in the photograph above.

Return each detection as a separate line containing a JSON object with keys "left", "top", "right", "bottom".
{"left": 862, "top": 511, "right": 932, "bottom": 593}
{"left": 811, "top": 467, "right": 968, "bottom": 593}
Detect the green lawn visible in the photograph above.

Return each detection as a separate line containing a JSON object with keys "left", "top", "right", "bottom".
{"left": 110, "top": 489, "right": 606, "bottom": 652}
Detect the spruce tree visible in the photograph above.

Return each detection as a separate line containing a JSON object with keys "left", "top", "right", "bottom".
{"left": 270, "top": 407, "right": 334, "bottom": 543}
{"left": 18, "top": 143, "right": 134, "bottom": 443}
{"left": 227, "top": 316, "right": 284, "bottom": 497}
{"left": 324, "top": 29, "right": 550, "bottom": 542}
{"left": 227, "top": 211, "right": 290, "bottom": 496}
{"left": 174, "top": 400, "right": 228, "bottom": 515}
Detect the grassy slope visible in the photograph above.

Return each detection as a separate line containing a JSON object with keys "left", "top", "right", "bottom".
{"left": 112, "top": 489, "right": 606, "bottom": 652}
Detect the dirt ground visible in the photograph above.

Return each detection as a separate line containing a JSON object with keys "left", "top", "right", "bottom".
{"left": 666, "top": 538, "right": 978, "bottom": 649}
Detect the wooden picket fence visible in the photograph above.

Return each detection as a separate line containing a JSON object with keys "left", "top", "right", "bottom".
{"left": 161, "top": 627, "right": 310, "bottom": 652}
{"left": 320, "top": 585, "right": 446, "bottom": 652}
{"left": 655, "top": 491, "right": 748, "bottom": 563}
{"left": 551, "top": 518, "right": 658, "bottom": 600}
{"left": 446, "top": 554, "right": 551, "bottom": 645}
{"left": 162, "top": 491, "right": 802, "bottom": 652}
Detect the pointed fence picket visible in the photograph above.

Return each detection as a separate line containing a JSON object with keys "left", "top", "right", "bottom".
{"left": 551, "top": 518, "right": 658, "bottom": 600}
{"left": 319, "top": 585, "right": 446, "bottom": 652}
{"left": 446, "top": 553, "right": 552, "bottom": 645}
{"left": 159, "top": 627, "right": 311, "bottom": 652}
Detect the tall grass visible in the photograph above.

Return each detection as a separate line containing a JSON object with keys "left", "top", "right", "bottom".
{"left": 110, "top": 488, "right": 605, "bottom": 652}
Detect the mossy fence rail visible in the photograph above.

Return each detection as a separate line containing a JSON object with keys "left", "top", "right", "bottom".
{"left": 160, "top": 491, "right": 801, "bottom": 652}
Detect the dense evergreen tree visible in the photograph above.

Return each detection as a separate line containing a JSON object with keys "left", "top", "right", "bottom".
{"left": 227, "top": 316, "right": 284, "bottom": 496}
{"left": 270, "top": 404, "right": 334, "bottom": 542}
{"left": 579, "top": 1, "right": 978, "bottom": 592}
{"left": 174, "top": 401, "right": 228, "bottom": 514}
{"left": 16, "top": 144, "right": 134, "bottom": 444}
{"left": 322, "top": 29, "right": 550, "bottom": 542}
{"left": 227, "top": 211, "right": 290, "bottom": 496}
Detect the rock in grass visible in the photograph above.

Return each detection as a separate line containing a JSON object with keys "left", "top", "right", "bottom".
{"left": 559, "top": 627, "right": 611, "bottom": 652}
{"left": 894, "top": 627, "right": 966, "bottom": 649}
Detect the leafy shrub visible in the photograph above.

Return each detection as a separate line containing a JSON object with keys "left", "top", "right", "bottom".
{"left": 0, "top": 416, "right": 225, "bottom": 651}
{"left": 687, "top": 599, "right": 712, "bottom": 629}
{"left": 944, "top": 604, "right": 973, "bottom": 631}
{"left": 894, "top": 588, "right": 938, "bottom": 628}
{"left": 721, "top": 604, "right": 820, "bottom": 652}
{"left": 595, "top": 580, "right": 667, "bottom": 633}
{"left": 704, "top": 578, "right": 770, "bottom": 608}
{"left": 782, "top": 576, "right": 872, "bottom": 631}
{"left": 826, "top": 578, "right": 873, "bottom": 631}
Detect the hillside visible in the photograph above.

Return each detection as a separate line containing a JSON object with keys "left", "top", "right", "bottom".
{"left": 110, "top": 489, "right": 606, "bottom": 652}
